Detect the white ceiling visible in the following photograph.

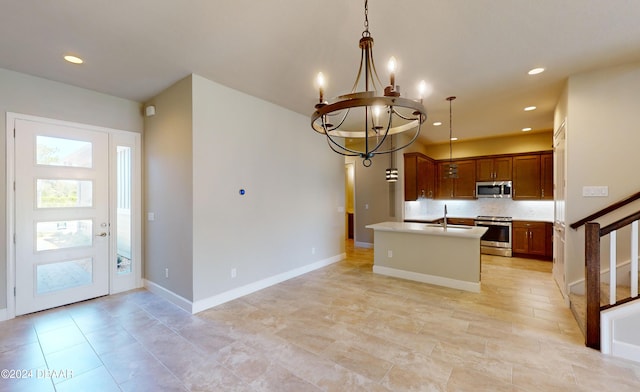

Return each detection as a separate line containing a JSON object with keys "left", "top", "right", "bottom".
{"left": 2, "top": 0, "right": 640, "bottom": 144}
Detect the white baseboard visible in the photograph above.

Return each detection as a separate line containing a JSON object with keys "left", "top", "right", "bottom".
{"left": 144, "top": 254, "right": 345, "bottom": 314}
{"left": 143, "top": 279, "right": 193, "bottom": 313}
{"left": 355, "top": 241, "right": 373, "bottom": 249}
{"left": 373, "top": 265, "right": 481, "bottom": 293}
{"left": 601, "top": 299, "right": 640, "bottom": 364}
{"left": 611, "top": 340, "right": 640, "bottom": 363}
{"left": 569, "top": 259, "right": 633, "bottom": 295}
{"left": 192, "top": 253, "right": 344, "bottom": 314}
{"left": 0, "top": 308, "right": 7, "bottom": 322}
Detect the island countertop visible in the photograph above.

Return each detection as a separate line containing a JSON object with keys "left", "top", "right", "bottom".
{"left": 366, "top": 221, "right": 487, "bottom": 239}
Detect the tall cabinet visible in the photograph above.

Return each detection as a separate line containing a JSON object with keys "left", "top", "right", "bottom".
{"left": 404, "top": 153, "right": 435, "bottom": 201}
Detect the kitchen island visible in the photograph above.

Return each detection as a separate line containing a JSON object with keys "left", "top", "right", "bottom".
{"left": 366, "top": 221, "right": 488, "bottom": 293}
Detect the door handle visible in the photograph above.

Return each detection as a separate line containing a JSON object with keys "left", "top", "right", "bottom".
{"left": 96, "top": 232, "right": 108, "bottom": 237}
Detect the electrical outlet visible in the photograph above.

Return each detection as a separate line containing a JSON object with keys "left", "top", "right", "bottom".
{"left": 165, "top": 268, "right": 169, "bottom": 278}
{"left": 388, "top": 250, "right": 393, "bottom": 258}
{"left": 312, "top": 247, "right": 316, "bottom": 255}
{"left": 231, "top": 268, "right": 237, "bottom": 278}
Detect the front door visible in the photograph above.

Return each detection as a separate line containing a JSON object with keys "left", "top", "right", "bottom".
{"left": 14, "top": 119, "right": 110, "bottom": 315}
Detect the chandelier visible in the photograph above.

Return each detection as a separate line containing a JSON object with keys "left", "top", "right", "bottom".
{"left": 311, "top": 0, "right": 427, "bottom": 167}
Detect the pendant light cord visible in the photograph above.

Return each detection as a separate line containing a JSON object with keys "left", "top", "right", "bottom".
{"left": 447, "top": 96, "right": 456, "bottom": 163}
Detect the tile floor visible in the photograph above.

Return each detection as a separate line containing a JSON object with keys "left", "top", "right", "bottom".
{"left": 2, "top": 243, "right": 640, "bottom": 391}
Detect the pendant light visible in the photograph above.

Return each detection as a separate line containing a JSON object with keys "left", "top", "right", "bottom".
{"left": 385, "top": 135, "right": 398, "bottom": 182}
{"left": 446, "top": 96, "right": 458, "bottom": 179}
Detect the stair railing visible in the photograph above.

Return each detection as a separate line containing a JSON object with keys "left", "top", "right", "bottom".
{"left": 583, "top": 211, "right": 640, "bottom": 349}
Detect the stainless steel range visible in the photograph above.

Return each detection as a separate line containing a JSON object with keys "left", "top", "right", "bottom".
{"left": 475, "top": 216, "right": 512, "bottom": 257}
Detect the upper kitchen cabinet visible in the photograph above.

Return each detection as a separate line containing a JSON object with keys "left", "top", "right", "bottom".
{"left": 436, "top": 159, "right": 476, "bottom": 199}
{"left": 404, "top": 152, "right": 435, "bottom": 201}
{"left": 512, "top": 152, "right": 553, "bottom": 200}
{"left": 476, "top": 156, "right": 512, "bottom": 181}
{"left": 513, "top": 154, "right": 541, "bottom": 199}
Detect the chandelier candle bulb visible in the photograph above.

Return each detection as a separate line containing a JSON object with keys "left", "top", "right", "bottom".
{"left": 316, "top": 72, "right": 325, "bottom": 104}
{"left": 388, "top": 56, "right": 397, "bottom": 87}
{"left": 418, "top": 80, "right": 427, "bottom": 100}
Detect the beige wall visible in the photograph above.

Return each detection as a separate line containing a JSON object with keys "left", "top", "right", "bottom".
{"left": 563, "top": 62, "right": 640, "bottom": 286}
{"left": 143, "top": 75, "right": 194, "bottom": 300}
{"left": 348, "top": 137, "right": 403, "bottom": 245}
{"left": 190, "top": 74, "right": 345, "bottom": 302}
{"left": 0, "top": 67, "right": 142, "bottom": 313}
{"left": 421, "top": 131, "right": 553, "bottom": 160}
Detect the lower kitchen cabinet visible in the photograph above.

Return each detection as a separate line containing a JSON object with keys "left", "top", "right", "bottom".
{"left": 512, "top": 220, "right": 552, "bottom": 260}
{"left": 446, "top": 217, "right": 476, "bottom": 226}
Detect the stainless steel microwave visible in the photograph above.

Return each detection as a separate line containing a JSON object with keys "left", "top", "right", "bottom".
{"left": 476, "top": 181, "right": 512, "bottom": 198}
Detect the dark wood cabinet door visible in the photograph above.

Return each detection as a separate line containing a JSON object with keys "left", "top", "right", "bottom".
{"left": 454, "top": 160, "right": 477, "bottom": 199}
{"left": 528, "top": 224, "right": 548, "bottom": 256}
{"left": 513, "top": 221, "right": 553, "bottom": 260}
{"left": 513, "top": 155, "right": 541, "bottom": 199}
{"left": 436, "top": 162, "right": 454, "bottom": 198}
{"left": 476, "top": 158, "right": 494, "bottom": 181}
{"left": 404, "top": 153, "right": 435, "bottom": 201}
{"left": 494, "top": 157, "right": 513, "bottom": 181}
{"left": 476, "top": 157, "right": 512, "bottom": 181}
{"left": 512, "top": 225, "right": 530, "bottom": 254}
{"left": 417, "top": 157, "right": 435, "bottom": 199}
{"left": 404, "top": 154, "right": 418, "bottom": 201}
{"left": 541, "top": 152, "right": 553, "bottom": 200}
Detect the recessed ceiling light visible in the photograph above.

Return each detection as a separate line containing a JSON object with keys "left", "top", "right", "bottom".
{"left": 524, "top": 106, "right": 537, "bottom": 111}
{"left": 433, "top": 122, "right": 442, "bottom": 126}
{"left": 528, "top": 67, "right": 545, "bottom": 75}
{"left": 522, "top": 127, "right": 532, "bottom": 132}
{"left": 450, "top": 137, "right": 458, "bottom": 141}
{"left": 64, "top": 55, "right": 84, "bottom": 64}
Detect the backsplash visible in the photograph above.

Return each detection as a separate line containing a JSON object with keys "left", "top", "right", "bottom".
{"left": 405, "top": 198, "right": 554, "bottom": 221}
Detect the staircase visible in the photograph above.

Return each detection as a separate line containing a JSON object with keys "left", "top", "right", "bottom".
{"left": 569, "top": 192, "right": 640, "bottom": 362}
{"left": 569, "top": 280, "right": 639, "bottom": 337}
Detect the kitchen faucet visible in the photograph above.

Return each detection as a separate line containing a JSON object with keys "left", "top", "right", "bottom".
{"left": 443, "top": 204, "right": 448, "bottom": 230}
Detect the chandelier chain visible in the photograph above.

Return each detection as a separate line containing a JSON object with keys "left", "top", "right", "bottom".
{"left": 363, "top": 0, "right": 370, "bottom": 37}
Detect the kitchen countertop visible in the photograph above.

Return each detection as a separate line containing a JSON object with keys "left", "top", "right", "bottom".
{"left": 405, "top": 216, "right": 553, "bottom": 223}
{"left": 366, "top": 221, "right": 488, "bottom": 239}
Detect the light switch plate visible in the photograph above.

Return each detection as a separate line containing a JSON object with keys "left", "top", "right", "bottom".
{"left": 582, "top": 186, "right": 608, "bottom": 197}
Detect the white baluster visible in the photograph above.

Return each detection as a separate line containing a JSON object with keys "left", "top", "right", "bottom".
{"left": 632, "top": 221, "right": 639, "bottom": 298}
{"left": 610, "top": 230, "right": 617, "bottom": 305}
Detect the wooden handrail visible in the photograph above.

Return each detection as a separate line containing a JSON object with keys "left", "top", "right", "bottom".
{"left": 570, "top": 191, "right": 640, "bottom": 230}
{"left": 600, "top": 211, "right": 640, "bottom": 236}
